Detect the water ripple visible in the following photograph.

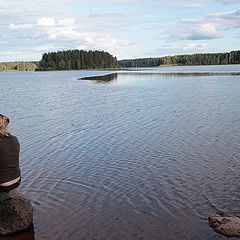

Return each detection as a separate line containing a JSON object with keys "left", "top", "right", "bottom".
{"left": 1, "top": 67, "right": 240, "bottom": 240}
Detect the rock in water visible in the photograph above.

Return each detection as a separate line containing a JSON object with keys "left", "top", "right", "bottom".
{"left": 0, "top": 189, "right": 33, "bottom": 236}
{"left": 209, "top": 215, "right": 240, "bottom": 238}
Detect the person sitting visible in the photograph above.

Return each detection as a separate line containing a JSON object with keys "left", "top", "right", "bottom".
{"left": 0, "top": 114, "right": 21, "bottom": 192}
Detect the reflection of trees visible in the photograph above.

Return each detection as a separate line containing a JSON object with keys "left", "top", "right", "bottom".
{"left": 119, "top": 72, "right": 240, "bottom": 77}
{"left": 79, "top": 71, "right": 240, "bottom": 82}
{"left": 157, "top": 72, "right": 240, "bottom": 77}
{"left": 79, "top": 73, "right": 118, "bottom": 82}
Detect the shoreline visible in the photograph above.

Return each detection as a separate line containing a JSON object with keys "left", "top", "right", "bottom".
{"left": 1, "top": 64, "right": 240, "bottom": 73}
{"left": 0, "top": 67, "right": 129, "bottom": 73}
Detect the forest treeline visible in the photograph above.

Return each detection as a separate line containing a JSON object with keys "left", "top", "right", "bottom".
{"left": 118, "top": 50, "right": 240, "bottom": 67}
{"left": 0, "top": 62, "right": 38, "bottom": 72}
{"left": 36, "top": 50, "right": 118, "bottom": 71}
{"left": 1, "top": 50, "right": 240, "bottom": 72}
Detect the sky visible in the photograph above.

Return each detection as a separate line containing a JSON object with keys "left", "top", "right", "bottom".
{"left": 0, "top": 0, "right": 239, "bottom": 61}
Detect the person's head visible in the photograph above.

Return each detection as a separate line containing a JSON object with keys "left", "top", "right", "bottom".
{"left": 0, "top": 114, "right": 10, "bottom": 137}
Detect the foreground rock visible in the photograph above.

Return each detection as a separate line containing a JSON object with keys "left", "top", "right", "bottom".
{"left": 0, "top": 189, "right": 33, "bottom": 236}
{"left": 209, "top": 215, "right": 240, "bottom": 238}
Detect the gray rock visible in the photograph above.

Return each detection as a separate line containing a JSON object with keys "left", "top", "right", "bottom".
{"left": 0, "top": 189, "right": 33, "bottom": 236}
{"left": 209, "top": 215, "right": 240, "bottom": 238}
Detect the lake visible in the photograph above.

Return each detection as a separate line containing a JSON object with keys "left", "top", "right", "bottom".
{"left": 1, "top": 65, "right": 240, "bottom": 240}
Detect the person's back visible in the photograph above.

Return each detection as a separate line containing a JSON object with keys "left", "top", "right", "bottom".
{"left": 0, "top": 114, "right": 21, "bottom": 192}
{"left": 0, "top": 134, "right": 20, "bottom": 183}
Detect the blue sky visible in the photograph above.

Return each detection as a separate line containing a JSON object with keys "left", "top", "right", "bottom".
{"left": 0, "top": 0, "right": 239, "bottom": 61}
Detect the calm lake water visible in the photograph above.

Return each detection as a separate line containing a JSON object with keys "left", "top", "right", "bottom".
{"left": 1, "top": 65, "right": 240, "bottom": 240}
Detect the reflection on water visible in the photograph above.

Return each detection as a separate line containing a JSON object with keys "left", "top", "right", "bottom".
{"left": 120, "top": 71, "right": 240, "bottom": 77}
{"left": 79, "top": 71, "right": 240, "bottom": 85}
{"left": 0, "top": 226, "right": 35, "bottom": 240}
{"left": 1, "top": 65, "right": 240, "bottom": 240}
{"left": 79, "top": 73, "right": 118, "bottom": 82}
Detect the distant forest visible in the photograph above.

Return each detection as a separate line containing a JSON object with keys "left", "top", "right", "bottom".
{"left": 118, "top": 50, "right": 240, "bottom": 67}
{"left": 36, "top": 50, "right": 118, "bottom": 71}
{"left": 0, "top": 62, "right": 38, "bottom": 72}
{"left": 1, "top": 50, "right": 240, "bottom": 72}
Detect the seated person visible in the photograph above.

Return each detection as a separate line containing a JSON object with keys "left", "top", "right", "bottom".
{"left": 0, "top": 114, "right": 21, "bottom": 192}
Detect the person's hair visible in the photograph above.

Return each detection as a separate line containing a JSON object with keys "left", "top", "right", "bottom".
{"left": 0, "top": 114, "right": 10, "bottom": 137}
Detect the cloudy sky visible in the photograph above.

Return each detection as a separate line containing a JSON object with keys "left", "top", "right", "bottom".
{"left": 0, "top": 0, "right": 239, "bottom": 61}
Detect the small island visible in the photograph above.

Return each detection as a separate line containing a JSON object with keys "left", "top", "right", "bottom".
{"left": 36, "top": 50, "right": 118, "bottom": 71}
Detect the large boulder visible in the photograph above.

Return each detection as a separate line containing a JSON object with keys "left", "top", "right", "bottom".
{"left": 209, "top": 215, "right": 240, "bottom": 238}
{"left": 0, "top": 189, "right": 33, "bottom": 236}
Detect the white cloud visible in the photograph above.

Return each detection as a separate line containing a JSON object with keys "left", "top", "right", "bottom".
{"left": 46, "top": 26, "right": 80, "bottom": 40}
{"left": 6, "top": 13, "right": 130, "bottom": 55}
{"left": 206, "top": 8, "right": 240, "bottom": 30}
{"left": 89, "top": 10, "right": 139, "bottom": 18}
{"left": 180, "top": 3, "right": 208, "bottom": 8}
{"left": 45, "top": 26, "right": 129, "bottom": 50}
{"left": 183, "top": 43, "right": 209, "bottom": 51}
{"left": 181, "top": 18, "right": 204, "bottom": 24}
{"left": 171, "top": 23, "right": 222, "bottom": 41}
{"left": 181, "top": 8, "right": 240, "bottom": 30}
{"left": 36, "top": 17, "right": 56, "bottom": 27}
{"left": 217, "top": 0, "right": 240, "bottom": 3}
{"left": 8, "top": 23, "right": 33, "bottom": 29}
{"left": 208, "top": 8, "right": 240, "bottom": 18}
{"left": 164, "top": 1, "right": 209, "bottom": 9}
{"left": 58, "top": 18, "right": 75, "bottom": 26}
{"left": 187, "top": 24, "right": 222, "bottom": 40}
{"left": 18, "top": 16, "right": 130, "bottom": 51}
{"left": 31, "top": 45, "right": 57, "bottom": 52}
{"left": 81, "top": 33, "right": 129, "bottom": 50}
{"left": 172, "top": 8, "right": 240, "bottom": 41}
{"left": 103, "top": 0, "right": 154, "bottom": 2}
